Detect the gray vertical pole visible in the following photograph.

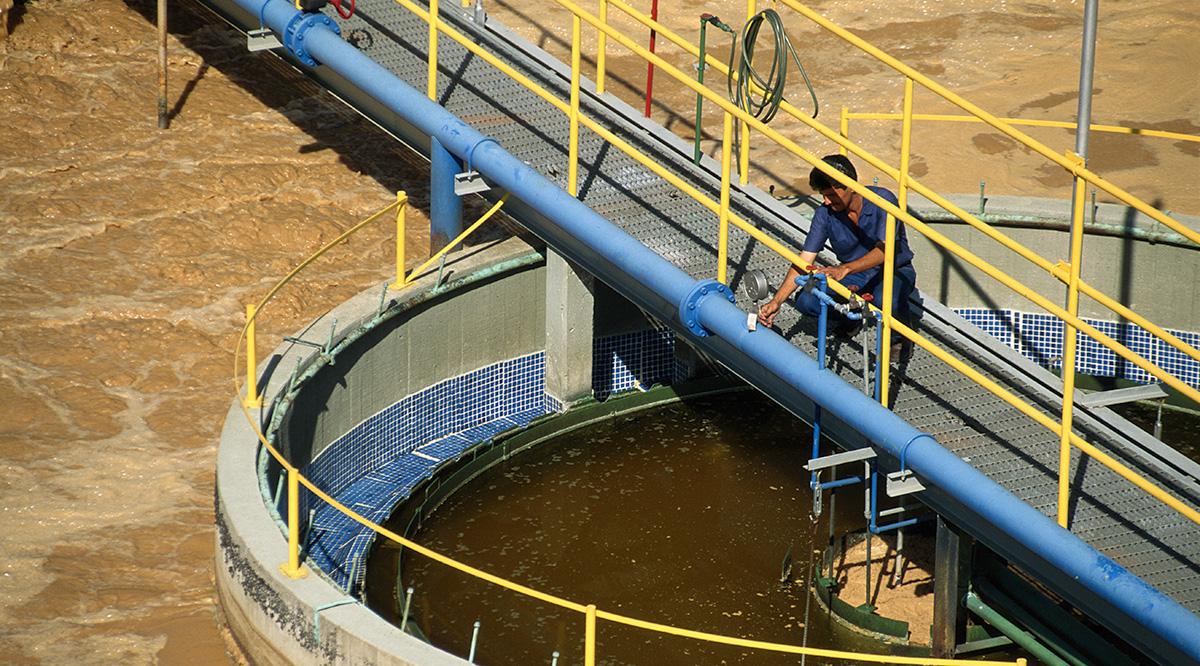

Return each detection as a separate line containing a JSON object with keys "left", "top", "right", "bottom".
{"left": 1067, "top": 1, "right": 1099, "bottom": 258}
{"left": 157, "top": 0, "right": 168, "bottom": 129}
{"left": 932, "top": 516, "right": 965, "bottom": 658}
{"left": 1074, "top": 0, "right": 1100, "bottom": 160}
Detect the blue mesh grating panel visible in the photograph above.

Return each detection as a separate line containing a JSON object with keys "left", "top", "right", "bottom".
{"left": 955, "top": 308, "right": 1199, "bottom": 387}
{"left": 297, "top": 351, "right": 556, "bottom": 594}
{"left": 592, "top": 327, "right": 676, "bottom": 400}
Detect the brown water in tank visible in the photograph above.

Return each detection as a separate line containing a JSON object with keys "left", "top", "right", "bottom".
{"left": 372, "top": 393, "right": 957, "bottom": 664}
{"left": 0, "top": 0, "right": 1196, "bottom": 662}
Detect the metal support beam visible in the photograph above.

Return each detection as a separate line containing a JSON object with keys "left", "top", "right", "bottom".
{"left": 932, "top": 516, "right": 968, "bottom": 658}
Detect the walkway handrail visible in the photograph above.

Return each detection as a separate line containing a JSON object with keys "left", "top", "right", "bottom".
{"left": 231, "top": 197, "right": 1024, "bottom": 666}
{"left": 779, "top": 0, "right": 1200, "bottom": 247}
{"left": 843, "top": 111, "right": 1200, "bottom": 146}
{"left": 527, "top": 0, "right": 1200, "bottom": 528}
{"left": 606, "top": 0, "right": 1200, "bottom": 372}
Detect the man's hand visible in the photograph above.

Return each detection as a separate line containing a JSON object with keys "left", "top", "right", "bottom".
{"left": 814, "top": 264, "right": 852, "bottom": 282}
{"left": 758, "top": 300, "right": 781, "bottom": 328}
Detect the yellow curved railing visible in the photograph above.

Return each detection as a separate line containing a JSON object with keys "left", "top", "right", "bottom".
{"left": 232, "top": 1, "right": 1200, "bottom": 662}
{"left": 233, "top": 198, "right": 1024, "bottom": 665}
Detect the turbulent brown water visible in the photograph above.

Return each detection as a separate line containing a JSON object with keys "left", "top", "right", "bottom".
{"left": 0, "top": 0, "right": 1196, "bottom": 663}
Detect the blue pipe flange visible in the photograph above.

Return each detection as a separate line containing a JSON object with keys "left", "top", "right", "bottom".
{"left": 679, "top": 279, "right": 735, "bottom": 337}
{"left": 283, "top": 11, "right": 340, "bottom": 67}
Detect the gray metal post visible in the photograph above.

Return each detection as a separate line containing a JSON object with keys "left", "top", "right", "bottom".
{"left": 1074, "top": 0, "right": 1100, "bottom": 160}
{"left": 932, "top": 516, "right": 968, "bottom": 658}
{"left": 157, "top": 0, "right": 168, "bottom": 129}
{"left": 1067, "top": 0, "right": 1099, "bottom": 259}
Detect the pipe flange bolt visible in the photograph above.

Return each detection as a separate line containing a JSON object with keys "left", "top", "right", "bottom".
{"left": 679, "top": 279, "right": 734, "bottom": 338}
{"left": 283, "top": 11, "right": 341, "bottom": 68}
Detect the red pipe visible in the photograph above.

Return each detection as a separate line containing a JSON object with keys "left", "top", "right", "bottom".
{"left": 644, "top": 0, "right": 658, "bottom": 117}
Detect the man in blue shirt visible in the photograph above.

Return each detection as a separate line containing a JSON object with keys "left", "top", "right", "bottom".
{"left": 758, "top": 154, "right": 917, "bottom": 334}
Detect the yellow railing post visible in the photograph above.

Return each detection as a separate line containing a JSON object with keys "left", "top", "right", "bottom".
{"left": 596, "top": 0, "right": 608, "bottom": 94}
{"left": 839, "top": 106, "right": 849, "bottom": 155}
{"left": 392, "top": 192, "right": 408, "bottom": 289}
{"left": 427, "top": 0, "right": 440, "bottom": 100}
{"left": 569, "top": 15, "right": 582, "bottom": 195}
{"left": 281, "top": 466, "right": 308, "bottom": 578}
{"left": 1058, "top": 159, "right": 1087, "bottom": 528}
{"left": 738, "top": 0, "right": 755, "bottom": 185}
{"left": 243, "top": 303, "right": 263, "bottom": 408}
{"left": 585, "top": 603, "right": 597, "bottom": 666}
{"left": 718, "top": 111, "right": 733, "bottom": 283}
{"left": 880, "top": 79, "right": 913, "bottom": 405}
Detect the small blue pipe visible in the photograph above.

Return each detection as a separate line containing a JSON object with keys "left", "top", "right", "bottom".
{"left": 820, "top": 476, "right": 864, "bottom": 491}
{"left": 810, "top": 274, "right": 827, "bottom": 491}
{"left": 228, "top": 3, "right": 1200, "bottom": 660}
{"left": 873, "top": 516, "right": 928, "bottom": 534}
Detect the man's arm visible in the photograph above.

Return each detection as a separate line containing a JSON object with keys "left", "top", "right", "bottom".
{"left": 758, "top": 250, "right": 818, "bottom": 327}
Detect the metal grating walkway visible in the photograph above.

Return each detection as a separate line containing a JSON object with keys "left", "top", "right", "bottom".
{"left": 330, "top": 0, "right": 1200, "bottom": 617}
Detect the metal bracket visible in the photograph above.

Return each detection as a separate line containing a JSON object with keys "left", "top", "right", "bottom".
{"left": 805, "top": 446, "right": 875, "bottom": 471}
{"left": 678, "top": 279, "right": 734, "bottom": 338}
{"left": 453, "top": 170, "right": 490, "bottom": 195}
{"left": 886, "top": 469, "right": 925, "bottom": 497}
{"left": 283, "top": 11, "right": 340, "bottom": 68}
{"left": 247, "top": 27, "right": 282, "bottom": 52}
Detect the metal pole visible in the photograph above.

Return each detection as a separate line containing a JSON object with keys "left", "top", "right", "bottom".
{"left": 468, "top": 619, "right": 481, "bottom": 662}
{"left": 157, "top": 0, "right": 168, "bottom": 129}
{"left": 1074, "top": 0, "right": 1099, "bottom": 160}
{"left": 694, "top": 18, "right": 709, "bottom": 165}
{"left": 569, "top": 15, "right": 581, "bottom": 196}
{"left": 643, "top": 0, "right": 658, "bottom": 117}
{"left": 717, "top": 111, "right": 732, "bottom": 283}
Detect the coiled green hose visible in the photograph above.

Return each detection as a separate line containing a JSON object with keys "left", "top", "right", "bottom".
{"left": 727, "top": 9, "right": 819, "bottom": 123}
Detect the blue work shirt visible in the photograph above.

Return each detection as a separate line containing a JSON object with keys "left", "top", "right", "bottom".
{"left": 802, "top": 185, "right": 914, "bottom": 274}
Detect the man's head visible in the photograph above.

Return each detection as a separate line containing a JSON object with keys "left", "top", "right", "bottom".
{"left": 808, "top": 154, "right": 858, "bottom": 212}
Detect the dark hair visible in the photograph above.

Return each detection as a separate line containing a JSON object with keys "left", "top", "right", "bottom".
{"left": 808, "top": 154, "right": 857, "bottom": 191}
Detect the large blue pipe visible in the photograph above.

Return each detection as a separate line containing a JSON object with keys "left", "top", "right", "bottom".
{"left": 238, "top": 1, "right": 1200, "bottom": 660}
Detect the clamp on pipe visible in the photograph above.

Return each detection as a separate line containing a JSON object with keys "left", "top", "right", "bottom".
{"left": 283, "top": 10, "right": 340, "bottom": 67}
{"left": 679, "top": 279, "right": 735, "bottom": 337}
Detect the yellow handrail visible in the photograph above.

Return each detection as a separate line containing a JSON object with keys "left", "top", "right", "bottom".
{"left": 606, "top": 0, "right": 1200, "bottom": 368}
{"left": 551, "top": 0, "right": 1199, "bottom": 403}
{"left": 589, "top": 0, "right": 1200, "bottom": 523}
{"left": 778, "top": 0, "right": 1200, "bottom": 248}
{"left": 233, "top": 200, "right": 1025, "bottom": 666}
{"left": 390, "top": 0, "right": 1200, "bottom": 531}
{"left": 845, "top": 111, "right": 1200, "bottom": 145}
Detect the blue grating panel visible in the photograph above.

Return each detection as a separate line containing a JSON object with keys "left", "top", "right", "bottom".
{"left": 1019, "top": 313, "right": 1065, "bottom": 369}
{"left": 955, "top": 308, "right": 1199, "bottom": 387}
{"left": 295, "top": 351, "right": 561, "bottom": 594}
{"left": 958, "top": 308, "right": 1020, "bottom": 351}
{"left": 1157, "top": 329, "right": 1200, "bottom": 388}
{"left": 592, "top": 327, "right": 676, "bottom": 400}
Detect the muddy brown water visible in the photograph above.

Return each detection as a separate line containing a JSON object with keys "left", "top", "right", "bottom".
{"left": 378, "top": 393, "right": 907, "bottom": 665}
{"left": 1, "top": 0, "right": 1197, "bottom": 663}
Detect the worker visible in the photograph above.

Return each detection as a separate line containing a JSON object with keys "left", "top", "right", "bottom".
{"left": 757, "top": 154, "right": 917, "bottom": 337}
